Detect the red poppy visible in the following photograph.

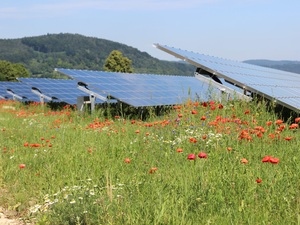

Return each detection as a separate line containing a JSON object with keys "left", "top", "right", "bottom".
{"left": 200, "top": 116, "right": 206, "bottom": 121}
{"left": 244, "top": 110, "right": 250, "bottom": 114}
{"left": 227, "top": 147, "right": 232, "bottom": 151}
{"left": 23, "top": 142, "right": 29, "bottom": 147}
{"left": 284, "top": 136, "right": 293, "bottom": 141}
{"left": 135, "top": 130, "right": 140, "bottom": 134}
{"left": 191, "top": 110, "right": 197, "bottom": 114}
{"left": 275, "top": 119, "right": 283, "bottom": 125}
{"left": 19, "top": 164, "right": 26, "bottom": 169}
{"left": 289, "top": 124, "right": 298, "bottom": 129}
{"left": 187, "top": 154, "right": 196, "bottom": 160}
{"left": 202, "top": 102, "right": 208, "bottom": 107}
{"left": 262, "top": 156, "right": 271, "bottom": 162}
{"left": 295, "top": 117, "right": 300, "bottom": 123}
{"left": 256, "top": 178, "right": 262, "bottom": 183}
{"left": 266, "top": 121, "right": 272, "bottom": 126}
{"left": 198, "top": 152, "right": 207, "bottom": 159}
{"left": 269, "top": 157, "right": 280, "bottom": 164}
{"left": 241, "top": 158, "right": 248, "bottom": 164}
{"left": 178, "top": 114, "right": 183, "bottom": 118}
{"left": 176, "top": 148, "right": 183, "bottom": 153}
{"left": 124, "top": 158, "right": 131, "bottom": 163}
{"left": 189, "top": 137, "right": 197, "bottom": 143}
{"left": 149, "top": 167, "right": 158, "bottom": 174}
{"left": 218, "top": 104, "right": 224, "bottom": 109}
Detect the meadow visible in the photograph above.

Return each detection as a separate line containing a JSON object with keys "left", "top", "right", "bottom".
{"left": 0, "top": 99, "right": 299, "bottom": 225}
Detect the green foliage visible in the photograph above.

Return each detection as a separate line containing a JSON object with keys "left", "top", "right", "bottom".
{"left": 1, "top": 99, "right": 300, "bottom": 224}
{"left": 0, "top": 33, "right": 196, "bottom": 78}
{"left": 0, "top": 60, "right": 30, "bottom": 81}
{"left": 103, "top": 50, "right": 134, "bottom": 73}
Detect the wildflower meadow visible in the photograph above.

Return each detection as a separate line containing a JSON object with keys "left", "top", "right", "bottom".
{"left": 0, "top": 98, "right": 299, "bottom": 224}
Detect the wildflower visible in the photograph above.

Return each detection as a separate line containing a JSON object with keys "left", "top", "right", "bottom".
{"left": 227, "top": 147, "right": 232, "bottom": 151}
{"left": 23, "top": 142, "right": 29, "bottom": 147}
{"left": 202, "top": 102, "right": 208, "bottom": 107}
{"left": 187, "top": 154, "right": 196, "bottom": 160}
{"left": 200, "top": 116, "right": 206, "bottom": 121}
{"left": 135, "top": 130, "right": 140, "bottom": 134}
{"left": 149, "top": 167, "right": 158, "bottom": 174}
{"left": 70, "top": 199, "right": 76, "bottom": 204}
{"left": 256, "top": 178, "right": 262, "bottom": 183}
{"left": 284, "top": 136, "right": 293, "bottom": 141}
{"left": 124, "top": 158, "right": 131, "bottom": 163}
{"left": 218, "top": 104, "right": 224, "bottom": 109}
{"left": 19, "top": 164, "right": 26, "bottom": 169}
{"left": 295, "top": 117, "right": 300, "bottom": 123}
{"left": 266, "top": 121, "right": 272, "bottom": 126}
{"left": 262, "top": 156, "right": 271, "bottom": 162}
{"left": 191, "top": 110, "right": 197, "bottom": 114}
{"left": 241, "top": 158, "right": 248, "bottom": 164}
{"left": 178, "top": 113, "right": 183, "bottom": 118}
{"left": 269, "top": 157, "right": 280, "bottom": 164}
{"left": 289, "top": 124, "right": 298, "bottom": 129}
{"left": 176, "top": 148, "right": 183, "bottom": 153}
{"left": 198, "top": 152, "right": 207, "bottom": 159}
{"left": 244, "top": 110, "right": 250, "bottom": 114}
{"left": 189, "top": 137, "right": 197, "bottom": 143}
{"left": 275, "top": 119, "right": 283, "bottom": 125}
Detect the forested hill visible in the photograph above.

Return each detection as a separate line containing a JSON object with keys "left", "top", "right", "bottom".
{"left": 0, "top": 33, "right": 195, "bottom": 77}
{"left": 244, "top": 59, "right": 300, "bottom": 74}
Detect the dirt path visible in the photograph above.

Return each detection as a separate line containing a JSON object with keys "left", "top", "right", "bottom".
{"left": 0, "top": 209, "right": 23, "bottom": 225}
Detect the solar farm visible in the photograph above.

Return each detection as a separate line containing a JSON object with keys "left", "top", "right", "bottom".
{"left": 1, "top": 46, "right": 300, "bottom": 224}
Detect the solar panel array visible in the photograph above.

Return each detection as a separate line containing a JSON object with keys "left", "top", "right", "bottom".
{"left": 17, "top": 78, "right": 98, "bottom": 104}
{"left": 57, "top": 68, "right": 245, "bottom": 107}
{"left": 0, "top": 81, "right": 41, "bottom": 102}
{"left": 154, "top": 44, "right": 300, "bottom": 111}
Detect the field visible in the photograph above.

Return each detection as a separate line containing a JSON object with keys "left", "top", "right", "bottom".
{"left": 0, "top": 99, "right": 299, "bottom": 225}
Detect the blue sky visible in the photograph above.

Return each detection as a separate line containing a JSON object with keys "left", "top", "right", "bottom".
{"left": 1, "top": 0, "right": 300, "bottom": 61}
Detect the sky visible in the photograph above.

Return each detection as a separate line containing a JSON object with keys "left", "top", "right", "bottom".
{"left": 1, "top": 0, "right": 300, "bottom": 62}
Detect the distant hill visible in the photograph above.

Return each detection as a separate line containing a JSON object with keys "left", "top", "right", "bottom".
{"left": 0, "top": 33, "right": 195, "bottom": 78}
{"left": 244, "top": 59, "right": 300, "bottom": 74}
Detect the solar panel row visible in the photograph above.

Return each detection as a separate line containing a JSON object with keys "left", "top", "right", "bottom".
{"left": 57, "top": 68, "right": 247, "bottom": 107}
{"left": 154, "top": 44, "right": 300, "bottom": 111}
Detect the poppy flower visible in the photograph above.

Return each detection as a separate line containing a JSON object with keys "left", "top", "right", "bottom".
{"left": 200, "top": 116, "right": 206, "bottom": 121}
{"left": 269, "top": 157, "right": 280, "bottom": 164}
{"left": 191, "top": 110, "right": 197, "bottom": 114}
{"left": 198, "top": 152, "right": 207, "bottom": 159}
{"left": 187, "top": 154, "right": 196, "bottom": 160}
{"left": 23, "top": 142, "right": 29, "bottom": 147}
{"left": 124, "top": 158, "right": 131, "bottom": 164}
{"left": 189, "top": 137, "right": 197, "bottom": 143}
{"left": 266, "top": 121, "right": 272, "bottom": 126}
{"left": 256, "top": 178, "right": 262, "bottom": 183}
{"left": 275, "top": 119, "right": 283, "bottom": 125}
{"left": 149, "top": 167, "right": 158, "bottom": 174}
{"left": 289, "top": 124, "right": 298, "bottom": 129}
{"left": 295, "top": 117, "right": 300, "bottom": 123}
{"left": 284, "top": 136, "right": 293, "bottom": 141}
{"left": 178, "top": 114, "right": 183, "bottom": 118}
{"left": 227, "top": 147, "right": 232, "bottom": 151}
{"left": 135, "top": 130, "right": 140, "bottom": 134}
{"left": 176, "top": 148, "right": 183, "bottom": 153}
{"left": 244, "top": 110, "right": 250, "bottom": 114}
{"left": 19, "top": 164, "right": 26, "bottom": 169}
{"left": 262, "top": 156, "right": 271, "bottom": 163}
{"left": 218, "top": 104, "right": 224, "bottom": 109}
{"left": 241, "top": 158, "right": 248, "bottom": 164}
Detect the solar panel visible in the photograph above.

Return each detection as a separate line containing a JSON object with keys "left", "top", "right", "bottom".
{"left": 18, "top": 78, "right": 93, "bottom": 104}
{"left": 0, "top": 81, "right": 40, "bottom": 102}
{"left": 0, "top": 83, "right": 12, "bottom": 100}
{"left": 154, "top": 44, "right": 300, "bottom": 111}
{"left": 56, "top": 68, "right": 249, "bottom": 107}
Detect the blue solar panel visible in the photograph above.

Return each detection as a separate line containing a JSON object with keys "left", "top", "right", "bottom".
{"left": 18, "top": 78, "right": 92, "bottom": 104}
{"left": 0, "top": 81, "right": 40, "bottom": 102}
{"left": 56, "top": 68, "right": 247, "bottom": 107}
{"left": 154, "top": 44, "right": 300, "bottom": 111}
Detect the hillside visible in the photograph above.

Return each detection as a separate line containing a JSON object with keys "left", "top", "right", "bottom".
{"left": 244, "top": 59, "right": 300, "bottom": 74}
{"left": 0, "top": 33, "right": 195, "bottom": 77}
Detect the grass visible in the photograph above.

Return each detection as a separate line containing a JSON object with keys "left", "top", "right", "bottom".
{"left": 0, "top": 99, "right": 300, "bottom": 224}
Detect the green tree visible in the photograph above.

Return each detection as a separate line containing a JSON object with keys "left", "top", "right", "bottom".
{"left": 103, "top": 50, "right": 134, "bottom": 73}
{"left": 0, "top": 60, "right": 30, "bottom": 81}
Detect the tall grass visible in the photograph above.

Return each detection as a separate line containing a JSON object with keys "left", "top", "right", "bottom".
{"left": 0, "top": 99, "right": 299, "bottom": 224}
